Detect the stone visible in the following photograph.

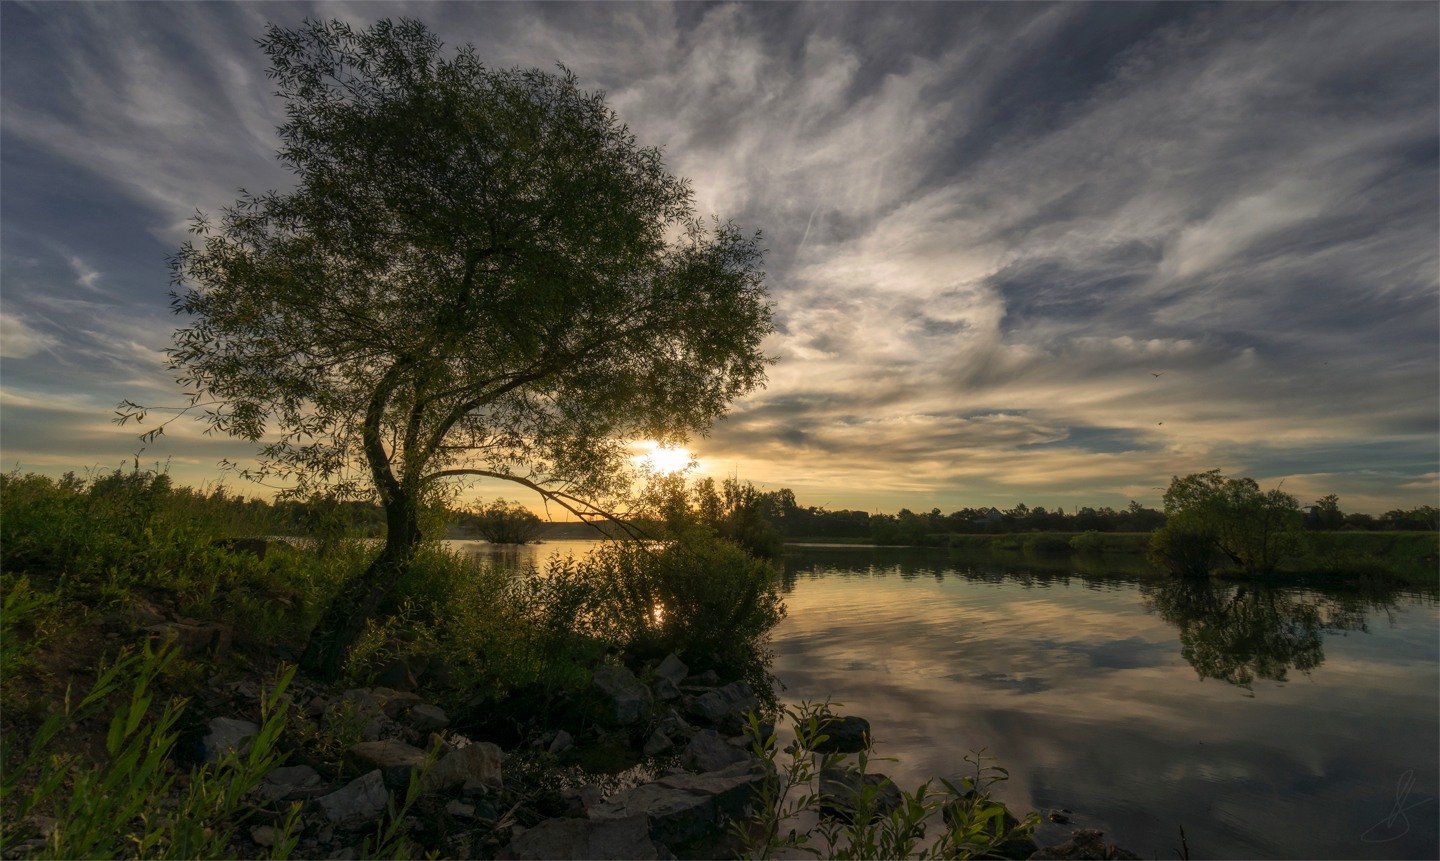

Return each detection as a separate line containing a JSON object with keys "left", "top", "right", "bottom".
{"left": 259, "top": 764, "right": 326, "bottom": 802}
{"left": 548, "top": 729, "right": 575, "bottom": 754}
{"left": 818, "top": 767, "right": 903, "bottom": 823}
{"left": 686, "top": 682, "right": 759, "bottom": 733}
{"left": 316, "top": 770, "right": 388, "bottom": 829}
{"left": 250, "top": 825, "right": 276, "bottom": 848}
{"left": 642, "top": 730, "right": 674, "bottom": 756}
{"left": 589, "top": 761, "right": 766, "bottom": 851}
{"left": 809, "top": 715, "right": 871, "bottom": 754}
{"left": 655, "top": 654, "right": 688, "bottom": 686}
{"left": 685, "top": 669, "right": 720, "bottom": 687}
{"left": 562, "top": 784, "right": 605, "bottom": 817}
{"left": 1029, "top": 829, "right": 1139, "bottom": 860}
{"left": 651, "top": 677, "right": 682, "bottom": 701}
{"left": 407, "top": 704, "right": 450, "bottom": 734}
{"left": 202, "top": 717, "right": 258, "bottom": 763}
{"left": 349, "top": 739, "right": 429, "bottom": 790}
{"left": 681, "top": 729, "right": 750, "bottom": 773}
{"left": 499, "top": 815, "right": 667, "bottom": 860}
{"left": 1049, "top": 810, "right": 1072, "bottom": 824}
{"left": 422, "top": 741, "right": 503, "bottom": 794}
{"left": 373, "top": 658, "right": 418, "bottom": 692}
{"left": 592, "top": 665, "right": 653, "bottom": 725}
{"left": 446, "top": 800, "right": 476, "bottom": 820}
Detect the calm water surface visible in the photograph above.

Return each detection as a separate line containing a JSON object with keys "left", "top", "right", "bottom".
{"left": 447, "top": 539, "right": 1438, "bottom": 860}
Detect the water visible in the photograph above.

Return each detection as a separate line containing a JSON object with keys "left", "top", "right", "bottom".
{"left": 445, "top": 538, "right": 1439, "bottom": 859}
{"left": 774, "top": 545, "right": 1439, "bottom": 860}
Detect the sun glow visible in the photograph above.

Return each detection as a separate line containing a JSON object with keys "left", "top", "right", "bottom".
{"left": 636, "top": 443, "right": 693, "bottom": 475}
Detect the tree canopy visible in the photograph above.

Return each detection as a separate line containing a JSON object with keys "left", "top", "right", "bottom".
{"left": 129, "top": 18, "right": 773, "bottom": 673}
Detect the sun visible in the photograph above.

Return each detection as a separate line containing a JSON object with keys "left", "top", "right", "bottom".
{"left": 636, "top": 443, "right": 692, "bottom": 475}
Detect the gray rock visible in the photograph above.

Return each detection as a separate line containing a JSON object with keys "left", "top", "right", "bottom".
{"left": 810, "top": 715, "right": 871, "bottom": 754}
{"left": 349, "top": 739, "right": 428, "bottom": 789}
{"left": 562, "top": 784, "right": 606, "bottom": 817}
{"left": 651, "top": 677, "right": 682, "bottom": 701}
{"left": 642, "top": 730, "right": 674, "bottom": 756}
{"left": 316, "top": 770, "right": 388, "bottom": 829}
{"left": 818, "top": 767, "right": 903, "bottom": 823}
{"left": 407, "top": 704, "right": 450, "bottom": 734}
{"left": 422, "top": 741, "right": 503, "bottom": 794}
{"left": 445, "top": 800, "right": 476, "bottom": 820}
{"left": 250, "top": 825, "right": 276, "bottom": 847}
{"left": 592, "top": 665, "right": 653, "bottom": 725}
{"left": 500, "top": 815, "right": 668, "bottom": 860}
{"left": 374, "top": 657, "right": 419, "bottom": 692}
{"left": 259, "top": 764, "right": 325, "bottom": 802}
{"left": 681, "top": 729, "right": 750, "bottom": 773}
{"left": 655, "top": 654, "right": 688, "bottom": 686}
{"left": 548, "top": 729, "right": 575, "bottom": 754}
{"left": 202, "top": 717, "right": 258, "bottom": 763}
{"left": 686, "top": 682, "right": 759, "bottom": 733}
{"left": 590, "top": 761, "right": 766, "bottom": 850}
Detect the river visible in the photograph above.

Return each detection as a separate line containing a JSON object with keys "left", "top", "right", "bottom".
{"left": 444, "top": 538, "right": 1439, "bottom": 860}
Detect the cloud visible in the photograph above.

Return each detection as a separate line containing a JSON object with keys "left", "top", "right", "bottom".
{"left": 0, "top": 312, "right": 58, "bottom": 359}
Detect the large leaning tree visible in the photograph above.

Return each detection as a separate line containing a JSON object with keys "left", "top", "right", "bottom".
{"left": 124, "top": 19, "right": 773, "bottom": 677}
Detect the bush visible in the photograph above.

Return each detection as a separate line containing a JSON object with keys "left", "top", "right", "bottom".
{"left": 1148, "top": 523, "right": 1216, "bottom": 577}
{"left": 567, "top": 533, "right": 786, "bottom": 678}
{"left": 1068, "top": 531, "right": 1105, "bottom": 553}
{"left": 466, "top": 499, "right": 543, "bottom": 545}
{"left": 1023, "top": 534, "right": 1071, "bottom": 555}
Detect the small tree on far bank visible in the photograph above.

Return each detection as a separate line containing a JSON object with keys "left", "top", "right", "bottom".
{"left": 469, "top": 499, "right": 543, "bottom": 545}
{"left": 123, "top": 19, "right": 772, "bottom": 677}
{"left": 1150, "top": 470, "right": 1304, "bottom": 576}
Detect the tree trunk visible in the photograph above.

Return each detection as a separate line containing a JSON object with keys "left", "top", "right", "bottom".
{"left": 300, "top": 491, "right": 421, "bottom": 679}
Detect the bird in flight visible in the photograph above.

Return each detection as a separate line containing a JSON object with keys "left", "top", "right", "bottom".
{"left": 1151, "top": 372, "right": 1164, "bottom": 378}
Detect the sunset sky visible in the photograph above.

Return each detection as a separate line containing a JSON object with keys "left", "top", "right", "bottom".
{"left": 2, "top": 2, "right": 1436, "bottom": 515}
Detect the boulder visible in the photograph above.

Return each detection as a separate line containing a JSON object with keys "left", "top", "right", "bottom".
{"left": 500, "top": 815, "right": 667, "bottom": 860}
{"left": 592, "top": 665, "right": 653, "bottom": 725}
{"left": 259, "top": 764, "right": 326, "bottom": 802}
{"left": 681, "top": 729, "right": 750, "bottom": 773}
{"left": 651, "top": 677, "right": 682, "bottom": 701}
{"left": 422, "top": 741, "right": 503, "bottom": 794}
{"left": 202, "top": 717, "right": 258, "bottom": 763}
{"left": 655, "top": 654, "right": 688, "bottom": 686}
{"left": 642, "top": 730, "right": 674, "bottom": 756}
{"left": 445, "top": 800, "right": 476, "bottom": 820}
{"left": 686, "top": 682, "right": 758, "bottom": 733}
{"left": 1029, "top": 829, "right": 1138, "bottom": 860}
{"left": 316, "top": 770, "right": 388, "bottom": 829}
{"left": 818, "top": 767, "right": 903, "bottom": 823}
{"left": 810, "top": 715, "right": 871, "bottom": 754}
{"left": 407, "top": 704, "right": 450, "bottom": 734}
{"left": 373, "top": 658, "right": 418, "bottom": 692}
{"left": 349, "top": 739, "right": 428, "bottom": 790}
{"left": 548, "top": 729, "right": 575, "bottom": 754}
{"left": 589, "top": 761, "right": 766, "bottom": 851}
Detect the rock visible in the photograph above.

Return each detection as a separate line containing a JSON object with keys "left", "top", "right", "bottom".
{"left": 818, "top": 767, "right": 903, "bottom": 823}
{"left": 548, "top": 729, "right": 575, "bottom": 754}
{"left": 590, "top": 761, "right": 767, "bottom": 851}
{"left": 562, "top": 785, "right": 605, "bottom": 817}
{"left": 374, "top": 658, "right": 418, "bottom": 692}
{"left": 1029, "top": 829, "right": 1139, "bottom": 860}
{"left": 422, "top": 741, "right": 503, "bottom": 794}
{"left": 643, "top": 730, "right": 674, "bottom": 756}
{"left": 681, "top": 729, "right": 750, "bottom": 773}
{"left": 377, "top": 690, "right": 423, "bottom": 719}
{"left": 685, "top": 669, "right": 720, "bottom": 687}
{"left": 349, "top": 739, "right": 429, "bottom": 790}
{"left": 250, "top": 825, "right": 276, "bottom": 848}
{"left": 1049, "top": 810, "right": 1072, "bottom": 824}
{"left": 407, "top": 704, "right": 450, "bottom": 734}
{"left": 202, "top": 717, "right": 258, "bottom": 763}
{"left": 686, "top": 682, "right": 759, "bottom": 733}
{"left": 316, "top": 770, "right": 388, "bottom": 829}
{"left": 655, "top": 654, "right": 688, "bottom": 686}
{"left": 499, "top": 815, "right": 668, "bottom": 860}
{"left": 446, "top": 800, "right": 476, "bottom": 820}
{"left": 810, "top": 715, "right": 871, "bottom": 754}
{"left": 651, "top": 677, "right": 682, "bottom": 701}
{"left": 259, "top": 764, "right": 326, "bottom": 802}
{"left": 592, "top": 665, "right": 653, "bottom": 725}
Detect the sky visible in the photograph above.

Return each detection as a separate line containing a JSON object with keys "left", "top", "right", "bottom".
{"left": 1, "top": 1, "right": 1436, "bottom": 515}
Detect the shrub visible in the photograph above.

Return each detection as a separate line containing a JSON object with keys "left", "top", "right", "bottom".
{"left": 1069, "top": 531, "right": 1105, "bottom": 553}
{"left": 467, "top": 499, "right": 543, "bottom": 545}
{"left": 1148, "top": 522, "right": 1216, "bottom": 577}
{"left": 1024, "top": 534, "right": 1071, "bottom": 555}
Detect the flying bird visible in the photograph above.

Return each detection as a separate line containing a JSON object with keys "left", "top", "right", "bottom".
{"left": 1151, "top": 372, "right": 1164, "bottom": 378}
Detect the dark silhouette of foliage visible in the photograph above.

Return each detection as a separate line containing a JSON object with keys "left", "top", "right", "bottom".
{"left": 467, "top": 499, "right": 542, "bottom": 545}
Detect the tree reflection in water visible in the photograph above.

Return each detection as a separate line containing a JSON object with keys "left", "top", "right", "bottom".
{"left": 1142, "top": 578, "right": 1393, "bottom": 690}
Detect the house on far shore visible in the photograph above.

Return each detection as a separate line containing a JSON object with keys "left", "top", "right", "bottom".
{"left": 972, "top": 507, "right": 1003, "bottom": 527}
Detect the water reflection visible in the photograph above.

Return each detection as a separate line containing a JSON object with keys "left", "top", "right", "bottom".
{"left": 1141, "top": 578, "right": 1388, "bottom": 690}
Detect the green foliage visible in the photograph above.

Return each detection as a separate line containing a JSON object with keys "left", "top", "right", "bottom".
{"left": 1022, "top": 534, "right": 1071, "bottom": 555}
{"left": 737, "top": 702, "right": 1039, "bottom": 859}
{"left": 465, "top": 498, "right": 543, "bottom": 545}
{"left": 1, "top": 642, "right": 294, "bottom": 859}
{"left": 1148, "top": 521, "right": 1217, "bottom": 577}
{"left": 642, "top": 475, "right": 785, "bottom": 559}
{"left": 1157, "top": 470, "right": 1305, "bottom": 576}
{"left": 564, "top": 533, "right": 786, "bottom": 676}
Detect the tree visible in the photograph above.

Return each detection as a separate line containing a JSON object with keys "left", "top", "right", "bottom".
{"left": 1311, "top": 494, "right": 1344, "bottom": 531}
{"left": 127, "top": 19, "right": 772, "bottom": 676}
{"left": 469, "top": 499, "right": 543, "bottom": 545}
{"left": 1154, "top": 470, "right": 1303, "bottom": 576}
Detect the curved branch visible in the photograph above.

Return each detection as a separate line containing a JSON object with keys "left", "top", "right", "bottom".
{"left": 422, "top": 467, "right": 656, "bottom": 543}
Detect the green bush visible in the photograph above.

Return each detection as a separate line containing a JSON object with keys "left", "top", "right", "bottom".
{"left": 1068, "top": 531, "right": 1105, "bottom": 553}
{"left": 1148, "top": 523, "right": 1216, "bottom": 577}
{"left": 1023, "top": 535, "right": 1071, "bottom": 555}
